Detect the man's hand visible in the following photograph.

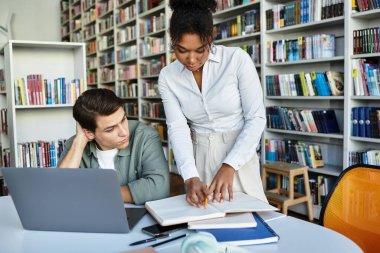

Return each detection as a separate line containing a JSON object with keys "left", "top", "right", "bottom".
{"left": 185, "top": 177, "right": 208, "bottom": 207}
{"left": 74, "top": 122, "right": 93, "bottom": 146}
{"left": 208, "top": 164, "right": 235, "bottom": 203}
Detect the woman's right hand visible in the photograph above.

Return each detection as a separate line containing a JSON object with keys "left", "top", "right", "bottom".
{"left": 185, "top": 177, "right": 208, "bottom": 207}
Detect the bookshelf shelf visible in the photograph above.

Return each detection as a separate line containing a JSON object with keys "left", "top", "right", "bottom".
{"left": 266, "top": 128, "right": 344, "bottom": 139}
{"left": 213, "top": 1, "right": 260, "bottom": 19}
{"left": 15, "top": 104, "right": 74, "bottom": 110}
{"left": 83, "top": 19, "right": 96, "bottom": 27}
{"left": 350, "top": 137, "right": 380, "bottom": 144}
{"left": 139, "top": 29, "right": 166, "bottom": 39}
{"left": 84, "top": 35, "right": 96, "bottom": 42}
{"left": 122, "top": 97, "right": 138, "bottom": 100}
{"left": 98, "top": 45, "right": 115, "bottom": 52}
{"left": 141, "top": 116, "right": 166, "bottom": 122}
{"left": 116, "top": 17, "right": 137, "bottom": 28}
{"left": 138, "top": 4, "right": 165, "bottom": 19}
{"left": 140, "top": 51, "right": 165, "bottom": 59}
{"left": 140, "top": 75, "right": 160, "bottom": 79}
{"left": 214, "top": 32, "right": 260, "bottom": 44}
{"left": 117, "top": 39, "right": 137, "bottom": 47}
{"left": 98, "top": 9, "right": 114, "bottom": 19}
{"left": 266, "top": 56, "right": 344, "bottom": 67}
{"left": 127, "top": 115, "right": 139, "bottom": 120}
{"left": 118, "top": 78, "right": 137, "bottom": 81}
{"left": 118, "top": 58, "right": 138, "bottom": 64}
{"left": 351, "top": 96, "right": 380, "bottom": 100}
{"left": 117, "top": 0, "right": 134, "bottom": 9}
{"left": 351, "top": 53, "right": 380, "bottom": 59}
{"left": 140, "top": 96, "right": 161, "bottom": 99}
{"left": 266, "top": 16, "right": 344, "bottom": 34}
{"left": 266, "top": 96, "right": 344, "bottom": 100}
{"left": 308, "top": 165, "right": 342, "bottom": 177}
{"left": 351, "top": 9, "right": 380, "bottom": 19}
{"left": 4, "top": 40, "right": 87, "bottom": 167}
{"left": 98, "top": 27, "right": 115, "bottom": 36}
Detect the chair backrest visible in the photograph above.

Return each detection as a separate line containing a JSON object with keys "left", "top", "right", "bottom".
{"left": 319, "top": 164, "right": 380, "bottom": 253}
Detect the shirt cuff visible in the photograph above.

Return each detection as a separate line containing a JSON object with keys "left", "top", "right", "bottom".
{"left": 180, "top": 165, "right": 200, "bottom": 182}
{"left": 223, "top": 157, "right": 242, "bottom": 171}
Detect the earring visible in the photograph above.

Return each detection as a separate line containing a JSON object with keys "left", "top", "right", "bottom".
{"left": 211, "top": 43, "right": 216, "bottom": 54}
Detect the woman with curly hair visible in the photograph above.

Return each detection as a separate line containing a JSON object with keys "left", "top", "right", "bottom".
{"left": 158, "top": 0, "right": 267, "bottom": 207}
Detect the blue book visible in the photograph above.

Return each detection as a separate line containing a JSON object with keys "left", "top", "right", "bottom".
{"left": 196, "top": 213, "right": 279, "bottom": 246}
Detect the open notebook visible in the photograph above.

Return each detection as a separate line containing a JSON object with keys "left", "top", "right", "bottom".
{"left": 145, "top": 192, "right": 277, "bottom": 226}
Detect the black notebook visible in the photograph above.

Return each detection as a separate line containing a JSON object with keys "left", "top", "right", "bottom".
{"left": 196, "top": 213, "right": 279, "bottom": 246}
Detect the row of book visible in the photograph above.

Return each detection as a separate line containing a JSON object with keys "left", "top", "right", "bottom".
{"left": 267, "top": 34, "right": 336, "bottom": 63}
{"left": 215, "top": 0, "right": 254, "bottom": 12}
{"left": 14, "top": 76, "right": 85, "bottom": 106}
{"left": 116, "top": 81, "right": 138, "bottom": 98}
{"left": 351, "top": 107, "right": 380, "bottom": 139}
{"left": 214, "top": 9, "right": 260, "bottom": 40}
{"left": 140, "top": 56, "right": 166, "bottom": 77}
{"left": 115, "top": 3, "right": 136, "bottom": 25}
{"left": 98, "top": 14, "right": 114, "bottom": 33}
{"left": 87, "top": 57, "right": 97, "bottom": 69}
{"left": 16, "top": 140, "right": 66, "bottom": 168}
{"left": 142, "top": 81, "right": 159, "bottom": 97}
{"left": 116, "top": 26, "right": 136, "bottom": 45}
{"left": 265, "top": 139, "right": 324, "bottom": 168}
{"left": 87, "top": 72, "right": 97, "bottom": 84}
{"left": 266, "top": 107, "right": 341, "bottom": 134}
{"left": 240, "top": 43, "right": 260, "bottom": 65}
{"left": 116, "top": 45, "right": 137, "bottom": 63}
{"left": 86, "top": 40, "right": 96, "bottom": 55}
{"left": 141, "top": 102, "right": 165, "bottom": 119}
{"left": 266, "top": 71, "right": 344, "bottom": 97}
{"left": 125, "top": 102, "right": 138, "bottom": 117}
{"left": 354, "top": 0, "right": 380, "bottom": 12}
{"left": 96, "top": 0, "right": 113, "bottom": 18}
{"left": 348, "top": 150, "right": 380, "bottom": 166}
{"left": 99, "top": 51, "right": 115, "bottom": 67}
{"left": 100, "top": 68, "right": 115, "bottom": 83}
{"left": 266, "top": 0, "right": 344, "bottom": 31}
{"left": 139, "top": 37, "right": 165, "bottom": 57}
{"left": 353, "top": 27, "right": 380, "bottom": 55}
{"left": 118, "top": 64, "right": 138, "bottom": 80}
{"left": 0, "top": 69, "right": 4, "bottom": 92}
{"left": 137, "top": 0, "right": 162, "bottom": 14}
{"left": 83, "top": 24, "right": 96, "bottom": 40}
{"left": 98, "top": 34, "right": 114, "bottom": 51}
{"left": 352, "top": 59, "right": 380, "bottom": 96}
{"left": 139, "top": 13, "right": 165, "bottom": 37}
{"left": 83, "top": 8, "right": 96, "bottom": 26}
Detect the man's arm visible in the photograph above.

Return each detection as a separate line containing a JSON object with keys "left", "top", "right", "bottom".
{"left": 58, "top": 123, "right": 91, "bottom": 168}
{"left": 128, "top": 128, "right": 170, "bottom": 205}
{"left": 120, "top": 185, "right": 133, "bottom": 203}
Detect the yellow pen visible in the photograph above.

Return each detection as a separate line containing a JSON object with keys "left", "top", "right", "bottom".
{"left": 204, "top": 184, "right": 208, "bottom": 208}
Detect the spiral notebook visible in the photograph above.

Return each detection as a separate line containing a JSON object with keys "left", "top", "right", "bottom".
{"left": 196, "top": 213, "right": 279, "bottom": 246}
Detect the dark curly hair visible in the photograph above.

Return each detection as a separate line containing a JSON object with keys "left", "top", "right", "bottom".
{"left": 169, "top": 0, "right": 217, "bottom": 46}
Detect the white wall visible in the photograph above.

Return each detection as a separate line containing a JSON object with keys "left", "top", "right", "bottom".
{"left": 0, "top": 0, "right": 61, "bottom": 42}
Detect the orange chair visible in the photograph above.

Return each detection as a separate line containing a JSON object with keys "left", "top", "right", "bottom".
{"left": 319, "top": 164, "right": 380, "bottom": 253}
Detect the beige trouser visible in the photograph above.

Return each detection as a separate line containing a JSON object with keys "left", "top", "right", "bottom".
{"left": 191, "top": 129, "right": 268, "bottom": 203}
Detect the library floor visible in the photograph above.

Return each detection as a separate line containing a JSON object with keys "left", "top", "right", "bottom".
{"left": 169, "top": 173, "right": 319, "bottom": 225}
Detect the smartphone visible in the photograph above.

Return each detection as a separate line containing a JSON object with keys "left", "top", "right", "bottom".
{"left": 141, "top": 223, "right": 187, "bottom": 236}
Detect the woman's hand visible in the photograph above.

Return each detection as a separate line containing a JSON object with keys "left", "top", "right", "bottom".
{"left": 185, "top": 177, "right": 208, "bottom": 207}
{"left": 208, "top": 164, "right": 235, "bottom": 202}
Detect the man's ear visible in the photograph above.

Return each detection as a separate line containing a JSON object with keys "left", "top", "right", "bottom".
{"left": 83, "top": 129, "right": 95, "bottom": 141}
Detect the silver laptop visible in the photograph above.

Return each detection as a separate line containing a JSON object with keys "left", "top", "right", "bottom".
{"left": 1, "top": 167, "right": 147, "bottom": 233}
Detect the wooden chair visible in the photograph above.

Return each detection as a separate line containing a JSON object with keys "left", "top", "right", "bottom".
{"left": 262, "top": 162, "right": 313, "bottom": 221}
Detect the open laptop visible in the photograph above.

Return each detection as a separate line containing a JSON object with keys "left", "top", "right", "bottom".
{"left": 1, "top": 167, "right": 147, "bottom": 233}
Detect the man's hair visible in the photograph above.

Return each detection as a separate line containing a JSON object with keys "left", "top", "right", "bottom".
{"left": 169, "top": 0, "right": 217, "bottom": 46}
{"left": 73, "top": 89, "right": 126, "bottom": 132}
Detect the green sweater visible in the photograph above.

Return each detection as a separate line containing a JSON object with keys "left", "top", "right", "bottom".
{"left": 58, "top": 120, "right": 169, "bottom": 205}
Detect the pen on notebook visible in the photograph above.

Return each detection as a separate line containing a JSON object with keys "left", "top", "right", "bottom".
{"left": 150, "top": 234, "right": 187, "bottom": 248}
{"left": 129, "top": 234, "right": 170, "bottom": 246}
{"left": 204, "top": 184, "right": 208, "bottom": 208}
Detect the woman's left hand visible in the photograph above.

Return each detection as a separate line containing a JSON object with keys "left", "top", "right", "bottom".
{"left": 208, "top": 164, "right": 235, "bottom": 203}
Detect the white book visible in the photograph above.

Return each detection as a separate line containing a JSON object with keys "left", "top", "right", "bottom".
{"left": 145, "top": 192, "right": 278, "bottom": 226}
{"left": 188, "top": 212, "right": 257, "bottom": 230}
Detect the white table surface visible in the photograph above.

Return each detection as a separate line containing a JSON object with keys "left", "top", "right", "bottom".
{"left": 0, "top": 196, "right": 363, "bottom": 253}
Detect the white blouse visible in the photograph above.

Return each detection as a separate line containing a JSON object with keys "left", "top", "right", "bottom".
{"left": 158, "top": 45, "right": 266, "bottom": 181}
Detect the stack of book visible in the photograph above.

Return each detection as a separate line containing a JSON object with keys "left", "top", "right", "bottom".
{"left": 145, "top": 192, "right": 280, "bottom": 246}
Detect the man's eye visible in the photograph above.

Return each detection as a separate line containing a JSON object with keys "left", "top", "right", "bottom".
{"left": 178, "top": 49, "right": 187, "bottom": 53}
{"left": 196, "top": 49, "right": 205, "bottom": 53}
{"left": 105, "top": 128, "right": 113, "bottom": 133}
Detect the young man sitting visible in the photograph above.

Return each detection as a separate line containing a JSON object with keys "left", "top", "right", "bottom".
{"left": 58, "top": 89, "right": 169, "bottom": 205}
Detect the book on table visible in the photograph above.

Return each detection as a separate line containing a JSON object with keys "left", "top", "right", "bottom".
{"left": 145, "top": 192, "right": 277, "bottom": 226}
{"left": 188, "top": 212, "right": 257, "bottom": 230}
{"left": 196, "top": 213, "right": 279, "bottom": 246}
